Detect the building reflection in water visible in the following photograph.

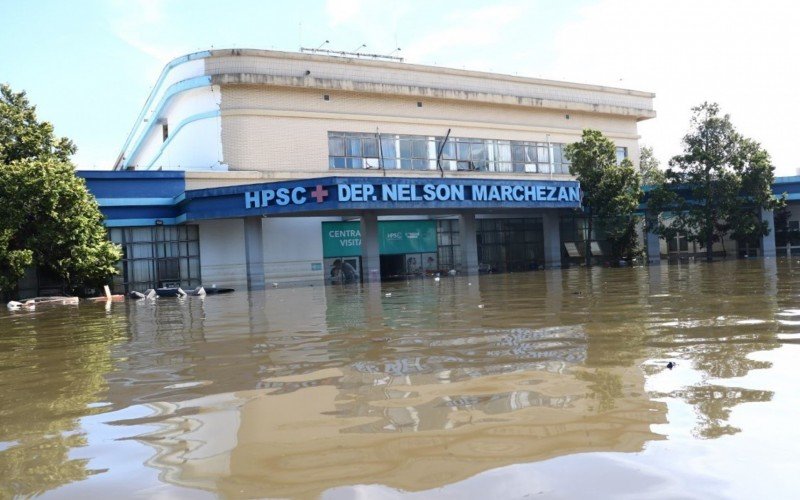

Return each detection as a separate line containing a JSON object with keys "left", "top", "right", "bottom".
{"left": 3, "top": 260, "right": 791, "bottom": 497}
{"left": 112, "top": 274, "right": 669, "bottom": 498}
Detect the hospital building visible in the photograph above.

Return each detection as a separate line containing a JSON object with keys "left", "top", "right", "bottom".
{"left": 77, "top": 48, "right": 657, "bottom": 292}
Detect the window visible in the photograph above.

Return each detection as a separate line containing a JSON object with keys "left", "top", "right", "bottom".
{"left": 552, "top": 144, "right": 571, "bottom": 174}
{"left": 328, "top": 132, "right": 568, "bottom": 175}
{"left": 328, "top": 132, "right": 382, "bottom": 169}
{"left": 108, "top": 225, "right": 201, "bottom": 293}
{"left": 437, "top": 220, "right": 461, "bottom": 271}
{"left": 510, "top": 141, "right": 552, "bottom": 173}
{"left": 161, "top": 122, "right": 169, "bottom": 142}
{"left": 616, "top": 146, "right": 628, "bottom": 165}
{"left": 476, "top": 218, "right": 544, "bottom": 272}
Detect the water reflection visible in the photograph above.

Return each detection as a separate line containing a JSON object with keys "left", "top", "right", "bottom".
{"left": 0, "top": 306, "right": 128, "bottom": 497}
{"left": 0, "top": 259, "right": 797, "bottom": 497}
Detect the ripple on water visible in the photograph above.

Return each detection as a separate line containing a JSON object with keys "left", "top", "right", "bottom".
{"left": 0, "top": 259, "right": 799, "bottom": 498}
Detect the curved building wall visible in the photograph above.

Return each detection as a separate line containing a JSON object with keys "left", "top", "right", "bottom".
{"left": 127, "top": 85, "right": 223, "bottom": 170}
{"left": 116, "top": 49, "right": 653, "bottom": 174}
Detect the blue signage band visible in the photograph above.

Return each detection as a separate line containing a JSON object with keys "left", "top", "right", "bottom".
{"left": 183, "top": 177, "right": 581, "bottom": 220}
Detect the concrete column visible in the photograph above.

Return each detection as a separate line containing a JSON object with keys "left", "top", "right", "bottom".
{"left": 646, "top": 217, "right": 661, "bottom": 264}
{"left": 243, "top": 217, "right": 265, "bottom": 290}
{"left": 542, "top": 211, "right": 562, "bottom": 268}
{"left": 761, "top": 208, "right": 776, "bottom": 258}
{"left": 360, "top": 212, "right": 381, "bottom": 282}
{"left": 459, "top": 213, "right": 479, "bottom": 275}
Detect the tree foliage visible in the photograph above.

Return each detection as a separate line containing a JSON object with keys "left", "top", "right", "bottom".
{"left": 639, "top": 145, "right": 664, "bottom": 186}
{"left": 647, "top": 102, "right": 783, "bottom": 261}
{"left": 0, "top": 84, "right": 76, "bottom": 164}
{"left": 0, "top": 84, "right": 120, "bottom": 295}
{"left": 566, "top": 129, "right": 644, "bottom": 264}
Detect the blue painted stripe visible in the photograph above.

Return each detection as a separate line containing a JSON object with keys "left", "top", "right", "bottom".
{"left": 96, "top": 197, "right": 176, "bottom": 206}
{"left": 144, "top": 110, "right": 221, "bottom": 169}
{"left": 123, "top": 75, "right": 213, "bottom": 169}
{"left": 105, "top": 218, "right": 182, "bottom": 227}
{"left": 81, "top": 175, "right": 185, "bottom": 198}
{"left": 115, "top": 51, "right": 212, "bottom": 169}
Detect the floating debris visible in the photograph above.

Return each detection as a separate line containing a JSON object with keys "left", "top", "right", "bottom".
{"left": 8, "top": 297, "right": 79, "bottom": 310}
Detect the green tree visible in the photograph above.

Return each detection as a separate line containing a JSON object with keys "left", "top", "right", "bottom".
{"left": 566, "top": 129, "right": 644, "bottom": 265}
{"left": 648, "top": 102, "right": 782, "bottom": 262}
{"left": 0, "top": 84, "right": 76, "bottom": 164}
{"left": 0, "top": 84, "right": 120, "bottom": 296}
{"left": 638, "top": 145, "right": 664, "bottom": 185}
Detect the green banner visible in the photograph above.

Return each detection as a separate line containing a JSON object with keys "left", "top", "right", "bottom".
{"left": 378, "top": 220, "right": 437, "bottom": 255}
{"left": 321, "top": 221, "right": 362, "bottom": 257}
{"left": 321, "top": 220, "right": 437, "bottom": 257}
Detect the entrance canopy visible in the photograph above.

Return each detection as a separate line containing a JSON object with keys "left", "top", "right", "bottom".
{"left": 79, "top": 172, "right": 582, "bottom": 226}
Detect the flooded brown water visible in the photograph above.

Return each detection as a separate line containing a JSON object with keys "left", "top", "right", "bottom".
{"left": 1, "top": 259, "right": 800, "bottom": 499}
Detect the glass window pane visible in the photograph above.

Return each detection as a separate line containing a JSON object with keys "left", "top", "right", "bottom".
{"left": 329, "top": 137, "right": 345, "bottom": 156}
{"left": 381, "top": 139, "right": 396, "bottom": 159}
{"left": 457, "top": 142, "right": 471, "bottom": 160}
{"left": 413, "top": 139, "right": 428, "bottom": 159}
{"left": 471, "top": 142, "right": 487, "bottom": 160}
{"left": 537, "top": 146, "right": 549, "bottom": 163}
{"left": 363, "top": 138, "right": 379, "bottom": 157}
{"left": 512, "top": 145, "right": 525, "bottom": 162}
{"left": 526, "top": 145, "right": 537, "bottom": 162}
{"left": 441, "top": 142, "right": 455, "bottom": 159}
{"left": 616, "top": 146, "right": 627, "bottom": 164}
{"left": 399, "top": 140, "right": 413, "bottom": 159}
{"left": 497, "top": 142, "right": 511, "bottom": 162}
{"left": 347, "top": 138, "right": 361, "bottom": 157}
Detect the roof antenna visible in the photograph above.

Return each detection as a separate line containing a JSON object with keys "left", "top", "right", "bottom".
{"left": 353, "top": 44, "right": 366, "bottom": 53}
{"left": 317, "top": 39, "right": 330, "bottom": 50}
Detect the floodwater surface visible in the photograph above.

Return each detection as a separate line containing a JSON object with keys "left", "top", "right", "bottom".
{"left": 2, "top": 260, "right": 800, "bottom": 499}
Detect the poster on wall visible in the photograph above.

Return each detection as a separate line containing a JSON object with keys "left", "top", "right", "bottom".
{"left": 377, "top": 221, "right": 437, "bottom": 255}
{"left": 321, "top": 220, "right": 437, "bottom": 258}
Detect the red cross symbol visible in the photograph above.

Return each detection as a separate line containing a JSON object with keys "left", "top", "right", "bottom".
{"left": 310, "top": 185, "right": 329, "bottom": 203}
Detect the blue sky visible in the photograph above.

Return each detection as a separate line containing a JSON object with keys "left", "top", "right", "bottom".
{"left": 2, "top": 0, "right": 799, "bottom": 174}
